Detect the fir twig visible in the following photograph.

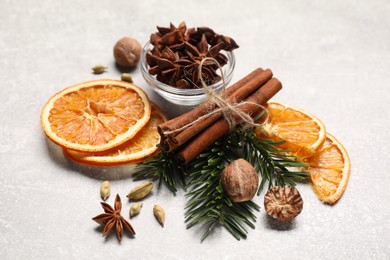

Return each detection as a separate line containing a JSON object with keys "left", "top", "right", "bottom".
{"left": 133, "top": 149, "right": 186, "bottom": 195}
{"left": 134, "top": 120, "right": 309, "bottom": 241}
{"left": 238, "top": 128, "right": 310, "bottom": 194}
{"left": 184, "top": 126, "right": 309, "bottom": 242}
{"left": 185, "top": 133, "right": 260, "bottom": 242}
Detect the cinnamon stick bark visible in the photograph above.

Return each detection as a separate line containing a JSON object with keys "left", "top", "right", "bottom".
{"left": 159, "top": 68, "right": 273, "bottom": 151}
{"left": 176, "top": 78, "right": 282, "bottom": 164}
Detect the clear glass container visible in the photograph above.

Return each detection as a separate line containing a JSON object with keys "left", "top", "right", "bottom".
{"left": 140, "top": 41, "right": 235, "bottom": 106}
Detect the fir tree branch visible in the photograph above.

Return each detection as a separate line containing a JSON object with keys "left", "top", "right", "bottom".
{"left": 133, "top": 150, "right": 186, "bottom": 195}
{"left": 237, "top": 128, "right": 310, "bottom": 194}
{"left": 134, "top": 121, "right": 309, "bottom": 241}
{"left": 185, "top": 132, "right": 260, "bottom": 242}
{"left": 184, "top": 126, "right": 309, "bottom": 242}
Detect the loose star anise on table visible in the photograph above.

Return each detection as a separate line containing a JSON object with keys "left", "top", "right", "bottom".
{"left": 92, "top": 194, "right": 135, "bottom": 241}
{"left": 146, "top": 22, "right": 239, "bottom": 89}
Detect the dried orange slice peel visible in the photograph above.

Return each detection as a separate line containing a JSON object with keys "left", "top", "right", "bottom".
{"left": 302, "top": 133, "right": 351, "bottom": 204}
{"left": 256, "top": 101, "right": 326, "bottom": 157}
{"left": 41, "top": 80, "right": 151, "bottom": 152}
{"left": 256, "top": 101, "right": 350, "bottom": 204}
{"left": 64, "top": 104, "right": 167, "bottom": 166}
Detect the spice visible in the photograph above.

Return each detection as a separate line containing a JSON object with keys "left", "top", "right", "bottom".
{"left": 100, "top": 180, "right": 110, "bottom": 201}
{"left": 113, "top": 37, "right": 142, "bottom": 68}
{"left": 264, "top": 186, "right": 303, "bottom": 222}
{"left": 121, "top": 73, "right": 133, "bottom": 83}
{"left": 176, "top": 77, "right": 282, "bottom": 164}
{"left": 158, "top": 68, "right": 273, "bottom": 152}
{"left": 127, "top": 181, "right": 154, "bottom": 201}
{"left": 129, "top": 202, "right": 143, "bottom": 218}
{"left": 92, "top": 65, "right": 107, "bottom": 74}
{"left": 146, "top": 22, "right": 239, "bottom": 88}
{"left": 153, "top": 204, "right": 165, "bottom": 227}
{"left": 221, "top": 159, "right": 259, "bottom": 202}
{"left": 92, "top": 194, "right": 135, "bottom": 241}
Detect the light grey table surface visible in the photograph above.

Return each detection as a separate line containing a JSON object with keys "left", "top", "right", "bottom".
{"left": 1, "top": 0, "right": 389, "bottom": 259}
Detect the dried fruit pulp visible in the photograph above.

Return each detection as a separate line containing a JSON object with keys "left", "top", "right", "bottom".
{"left": 302, "top": 133, "right": 351, "bottom": 204}
{"left": 257, "top": 101, "right": 350, "bottom": 204}
{"left": 41, "top": 80, "right": 151, "bottom": 152}
{"left": 256, "top": 101, "right": 326, "bottom": 158}
{"left": 65, "top": 104, "right": 167, "bottom": 166}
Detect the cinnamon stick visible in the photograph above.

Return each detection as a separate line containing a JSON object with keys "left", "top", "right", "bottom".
{"left": 159, "top": 68, "right": 263, "bottom": 132}
{"left": 176, "top": 78, "right": 282, "bottom": 164}
{"left": 159, "top": 68, "right": 273, "bottom": 151}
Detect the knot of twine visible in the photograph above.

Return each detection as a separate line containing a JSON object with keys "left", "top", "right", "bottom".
{"left": 163, "top": 57, "right": 268, "bottom": 136}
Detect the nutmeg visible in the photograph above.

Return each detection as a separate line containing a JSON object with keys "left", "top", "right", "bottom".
{"left": 113, "top": 37, "right": 142, "bottom": 68}
{"left": 221, "top": 159, "right": 259, "bottom": 202}
{"left": 264, "top": 186, "right": 303, "bottom": 222}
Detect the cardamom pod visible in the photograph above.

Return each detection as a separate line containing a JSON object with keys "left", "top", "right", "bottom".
{"left": 92, "top": 65, "right": 107, "bottom": 74}
{"left": 121, "top": 73, "right": 133, "bottom": 83}
{"left": 129, "top": 202, "right": 143, "bottom": 218}
{"left": 127, "top": 181, "right": 154, "bottom": 201}
{"left": 153, "top": 204, "right": 165, "bottom": 227}
{"left": 100, "top": 180, "right": 110, "bottom": 201}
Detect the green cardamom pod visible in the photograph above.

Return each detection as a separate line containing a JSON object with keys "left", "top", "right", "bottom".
{"left": 129, "top": 202, "right": 143, "bottom": 218}
{"left": 100, "top": 180, "right": 110, "bottom": 201}
{"left": 127, "top": 181, "right": 154, "bottom": 201}
{"left": 121, "top": 73, "right": 133, "bottom": 83}
{"left": 92, "top": 65, "right": 107, "bottom": 74}
{"left": 153, "top": 204, "right": 165, "bottom": 227}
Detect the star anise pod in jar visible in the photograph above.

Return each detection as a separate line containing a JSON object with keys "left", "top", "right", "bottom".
{"left": 146, "top": 21, "right": 239, "bottom": 89}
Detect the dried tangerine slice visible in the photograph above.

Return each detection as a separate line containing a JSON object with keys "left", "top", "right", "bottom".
{"left": 41, "top": 80, "right": 151, "bottom": 152}
{"left": 302, "top": 133, "right": 351, "bottom": 204}
{"left": 256, "top": 101, "right": 326, "bottom": 157}
{"left": 64, "top": 103, "right": 167, "bottom": 166}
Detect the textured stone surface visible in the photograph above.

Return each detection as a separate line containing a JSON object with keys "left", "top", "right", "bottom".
{"left": 1, "top": 0, "right": 389, "bottom": 259}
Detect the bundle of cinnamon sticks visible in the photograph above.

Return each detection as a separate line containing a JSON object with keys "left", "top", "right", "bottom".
{"left": 158, "top": 68, "right": 282, "bottom": 164}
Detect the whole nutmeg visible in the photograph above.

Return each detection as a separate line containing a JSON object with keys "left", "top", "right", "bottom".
{"left": 113, "top": 37, "right": 142, "bottom": 68}
{"left": 264, "top": 186, "right": 303, "bottom": 222}
{"left": 221, "top": 159, "right": 259, "bottom": 202}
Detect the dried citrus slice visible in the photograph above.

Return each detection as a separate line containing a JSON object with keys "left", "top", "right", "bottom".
{"left": 256, "top": 101, "right": 326, "bottom": 157}
{"left": 64, "top": 103, "right": 167, "bottom": 165}
{"left": 302, "top": 133, "right": 351, "bottom": 204}
{"left": 41, "top": 79, "right": 151, "bottom": 152}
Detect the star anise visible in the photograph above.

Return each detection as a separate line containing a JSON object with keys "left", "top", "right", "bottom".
{"left": 92, "top": 194, "right": 135, "bottom": 241}
{"left": 146, "top": 22, "right": 239, "bottom": 89}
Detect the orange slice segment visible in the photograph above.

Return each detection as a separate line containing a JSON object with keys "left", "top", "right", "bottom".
{"left": 41, "top": 80, "right": 151, "bottom": 152}
{"left": 64, "top": 103, "right": 167, "bottom": 166}
{"left": 256, "top": 101, "right": 326, "bottom": 157}
{"left": 302, "top": 133, "right": 351, "bottom": 204}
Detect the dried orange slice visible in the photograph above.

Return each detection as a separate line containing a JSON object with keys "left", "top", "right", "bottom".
{"left": 41, "top": 80, "right": 151, "bottom": 152}
{"left": 64, "top": 103, "right": 167, "bottom": 166}
{"left": 302, "top": 133, "right": 351, "bottom": 204}
{"left": 256, "top": 101, "right": 326, "bottom": 157}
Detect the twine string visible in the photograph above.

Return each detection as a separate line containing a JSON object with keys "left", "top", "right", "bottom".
{"left": 163, "top": 58, "right": 269, "bottom": 136}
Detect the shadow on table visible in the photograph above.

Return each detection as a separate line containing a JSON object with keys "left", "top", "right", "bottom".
{"left": 44, "top": 138, "right": 136, "bottom": 181}
{"left": 93, "top": 226, "right": 135, "bottom": 243}
{"left": 262, "top": 214, "right": 297, "bottom": 231}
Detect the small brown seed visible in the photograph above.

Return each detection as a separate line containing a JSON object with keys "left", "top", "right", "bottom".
{"left": 264, "top": 186, "right": 303, "bottom": 222}
{"left": 221, "top": 159, "right": 259, "bottom": 202}
{"left": 127, "top": 181, "right": 154, "bottom": 201}
{"left": 153, "top": 204, "right": 165, "bottom": 227}
{"left": 113, "top": 37, "right": 142, "bottom": 68}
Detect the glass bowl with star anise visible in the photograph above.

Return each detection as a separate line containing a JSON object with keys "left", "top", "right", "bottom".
{"left": 140, "top": 22, "right": 237, "bottom": 106}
